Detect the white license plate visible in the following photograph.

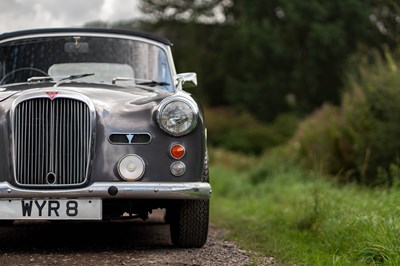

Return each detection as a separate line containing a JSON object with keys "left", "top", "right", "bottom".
{"left": 0, "top": 199, "right": 102, "bottom": 220}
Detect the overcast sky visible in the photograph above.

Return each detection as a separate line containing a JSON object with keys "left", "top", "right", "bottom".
{"left": 0, "top": 0, "right": 141, "bottom": 33}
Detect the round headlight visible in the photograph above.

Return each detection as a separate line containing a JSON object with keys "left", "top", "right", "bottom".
{"left": 157, "top": 99, "right": 198, "bottom": 136}
{"left": 117, "top": 154, "right": 145, "bottom": 181}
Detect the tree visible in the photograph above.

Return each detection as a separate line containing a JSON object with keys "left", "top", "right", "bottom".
{"left": 139, "top": 0, "right": 231, "bottom": 106}
{"left": 140, "top": 0, "right": 230, "bottom": 24}
{"left": 138, "top": 0, "right": 400, "bottom": 121}
{"left": 223, "top": 0, "right": 400, "bottom": 120}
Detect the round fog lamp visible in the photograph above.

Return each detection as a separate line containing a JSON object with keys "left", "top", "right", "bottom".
{"left": 118, "top": 154, "right": 145, "bottom": 181}
{"left": 170, "top": 161, "right": 186, "bottom": 177}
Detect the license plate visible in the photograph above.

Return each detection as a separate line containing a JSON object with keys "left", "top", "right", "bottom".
{"left": 0, "top": 199, "right": 102, "bottom": 220}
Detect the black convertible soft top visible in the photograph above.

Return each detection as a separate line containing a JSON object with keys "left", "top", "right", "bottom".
{"left": 0, "top": 28, "right": 173, "bottom": 46}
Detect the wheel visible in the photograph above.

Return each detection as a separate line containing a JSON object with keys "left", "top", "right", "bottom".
{"left": 169, "top": 199, "right": 209, "bottom": 248}
{"left": 0, "top": 67, "right": 49, "bottom": 84}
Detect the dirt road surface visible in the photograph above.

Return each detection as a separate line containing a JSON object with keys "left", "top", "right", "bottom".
{"left": 0, "top": 210, "right": 277, "bottom": 266}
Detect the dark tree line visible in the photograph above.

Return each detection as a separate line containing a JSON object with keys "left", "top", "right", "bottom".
{"left": 91, "top": 0, "right": 400, "bottom": 121}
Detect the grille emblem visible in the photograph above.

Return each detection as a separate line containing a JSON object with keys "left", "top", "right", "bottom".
{"left": 46, "top": 91, "right": 59, "bottom": 100}
{"left": 126, "top": 134, "right": 134, "bottom": 144}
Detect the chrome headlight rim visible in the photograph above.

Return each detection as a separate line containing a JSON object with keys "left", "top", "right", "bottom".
{"left": 156, "top": 97, "right": 199, "bottom": 137}
{"left": 117, "top": 154, "right": 145, "bottom": 181}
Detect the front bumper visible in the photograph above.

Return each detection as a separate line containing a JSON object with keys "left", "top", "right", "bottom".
{"left": 0, "top": 182, "right": 211, "bottom": 200}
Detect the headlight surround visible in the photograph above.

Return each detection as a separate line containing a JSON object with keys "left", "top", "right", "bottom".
{"left": 157, "top": 98, "right": 198, "bottom": 136}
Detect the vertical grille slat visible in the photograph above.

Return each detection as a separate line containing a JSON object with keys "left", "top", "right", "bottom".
{"left": 13, "top": 97, "right": 92, "bottom": 186}
{"left": 73, "top": 102, "right": 77, "bottom": 183}
{"left": 27, "top": 102, "right": 31, "bottom": 184}
{"left": 33, "top": 102, "right": 37, "bottom": 183}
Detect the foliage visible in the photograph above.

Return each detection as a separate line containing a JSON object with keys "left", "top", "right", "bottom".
{"left": 138, "top": 0, "right": 400, "bottom": 121}
{"left": 227, "top": 0, "right": 400, "bottom": 120}
{"left": 290, "top": 49, "right": 400, "bottom": 185}
{"left": 210, "top": 148, "right": 400, "bottom": 265}
{"left": 205, "top": 107, "right": 299, "bottom": 154}
{"left": 139, "top": 0, "right": 227, "bottom": 23}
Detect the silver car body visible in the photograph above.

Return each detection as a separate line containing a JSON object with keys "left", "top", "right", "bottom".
{"left": 0, "top": 28, "right": 210, "bottom": 247}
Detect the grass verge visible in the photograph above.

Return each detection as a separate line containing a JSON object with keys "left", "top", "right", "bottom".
{"left": 209, "top": 148, "right": 400, "bottom": 265}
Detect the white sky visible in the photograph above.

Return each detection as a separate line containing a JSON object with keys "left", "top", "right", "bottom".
{"left": 0, "top": 0, "right": 141, "bottom": 33}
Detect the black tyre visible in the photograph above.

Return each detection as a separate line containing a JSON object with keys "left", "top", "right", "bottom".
{"left": 169, "top": 199, "right": 209, "bottom": 248}
{"left": 0, "top": 220, "right": 13, "bottom": 226}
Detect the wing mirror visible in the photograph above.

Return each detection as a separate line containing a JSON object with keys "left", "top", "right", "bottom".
{"left": 174, "top": 73, "right": 197, "bottom": 89}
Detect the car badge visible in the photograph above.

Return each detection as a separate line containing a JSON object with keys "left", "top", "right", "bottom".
{"left": 46, "top": 91, "right": 59, "bottom": 100}
{"left": 126, "top": 134, "right": 134, "bottom": 144}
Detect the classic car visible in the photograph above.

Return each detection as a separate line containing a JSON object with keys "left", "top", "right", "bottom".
{"left": 0, "top": 28, "right": 211, "bottom": 248}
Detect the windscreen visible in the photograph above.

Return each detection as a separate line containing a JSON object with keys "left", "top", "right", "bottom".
{"left": 0, "top": 35, "right": 173, "bottom": 91}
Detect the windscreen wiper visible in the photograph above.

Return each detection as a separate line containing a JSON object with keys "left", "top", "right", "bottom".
{"left": 136, "top": 80, "right": 170, "bottom": 87}
{"left": 59, "top": 73, "right": 95, "bottom": 82}
{"left": 54, "top": 73, "right": 95, "bottom": 87}
{"left": 112, "top": 77, "right": 169, "bottom": 87}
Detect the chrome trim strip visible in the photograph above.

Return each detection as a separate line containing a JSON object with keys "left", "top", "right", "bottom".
{"left": 0, "top": 182, "right": 211, "bottom": 200}
{"left": 107, "top": 132, "right": 152, "bottom": 145}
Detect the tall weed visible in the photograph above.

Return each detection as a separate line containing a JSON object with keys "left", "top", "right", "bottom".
{"left": 290, "top": 49, "right": 400, "bottom": 185}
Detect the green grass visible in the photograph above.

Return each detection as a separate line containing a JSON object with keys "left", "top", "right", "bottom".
{"left": 209, "top": 148, "right": 400, "bottom": 265}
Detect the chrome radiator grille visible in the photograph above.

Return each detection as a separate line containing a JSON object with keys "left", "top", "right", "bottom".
{"left": 13, "top": 97, "right": 92, "bottom": 186}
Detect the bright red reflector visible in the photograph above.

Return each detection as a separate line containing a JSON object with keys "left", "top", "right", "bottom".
{"left": 170, "top": 144, "right": 185, "bottom": 159}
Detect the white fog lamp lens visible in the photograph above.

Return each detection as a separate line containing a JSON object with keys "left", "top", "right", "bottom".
{"left": 159, "top": 101, "right": 196, "bottom": 136}
{"left": 170, "top": 161, "right": 186, "bottom": 176}
{"left": 117, "top": 154, "right": 145, "bottom": 181}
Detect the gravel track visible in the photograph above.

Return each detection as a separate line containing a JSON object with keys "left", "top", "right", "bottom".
{"left": 0, "top": 210, "right": 277, "bottom": 265}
